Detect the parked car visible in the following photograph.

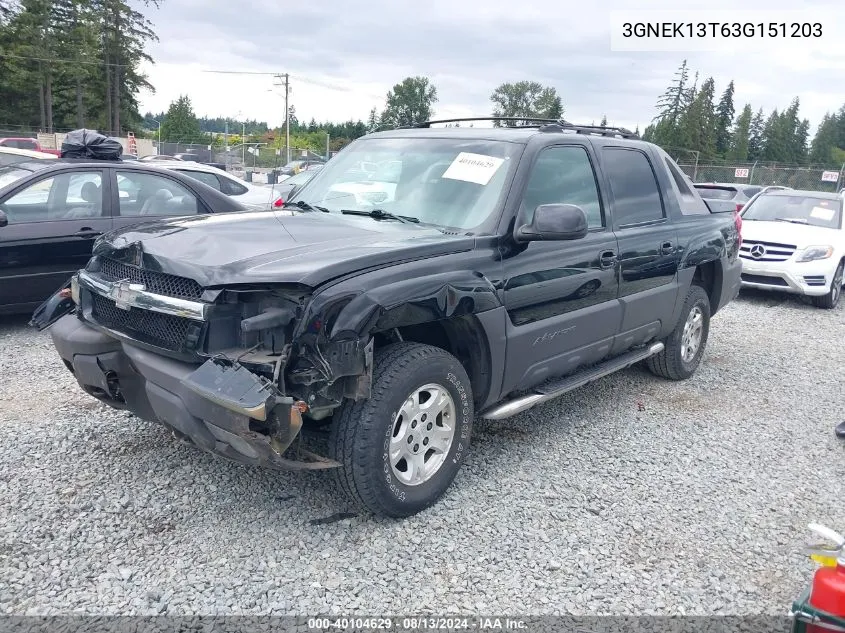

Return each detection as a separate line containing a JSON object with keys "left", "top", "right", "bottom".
{"left": 0, "top": 146, "right": 58, "bottom": 167}
{"left": 694, "top": 182, "right": 791, "bottom": 211}
{"left": 171, "top": 153, "right": 227, "bottom": 171}
{"left": 277, "top": 158, "right": 325, "bottom": 176}
{"left": 0, "top": 137, "right": 61, "bottom": 156}
{"left": 154, "top": 160, "right": 285, "bottom": 210}
{"left": 272, "top": 168, "right": 320, "bottom": 202}
{"left": 738, "top": 188, "right": 844, "bottom": 308}
{"left": 34, "top": 119, "right": 741, "bottom": 517}
{"left": 0, "top": 159, "right": 246, "bottom": 314}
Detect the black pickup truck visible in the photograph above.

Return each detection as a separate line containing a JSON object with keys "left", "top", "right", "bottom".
{"left": 33, "top": 119, "right": 742, "bottom": 517}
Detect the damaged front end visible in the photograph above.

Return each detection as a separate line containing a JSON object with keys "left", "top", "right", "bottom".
{"left": 41, "top": 251, "right": 379, "bottom": 470}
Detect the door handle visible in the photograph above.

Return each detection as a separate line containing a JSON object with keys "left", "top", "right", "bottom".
{"left": 599, "top": 250, "right": 617, "bottom": 269}
{"left": 659, "top": 241, "right": 675, "bottom": 255}
{"left": 74, "top": 228, "right": 101, "bottom": 238}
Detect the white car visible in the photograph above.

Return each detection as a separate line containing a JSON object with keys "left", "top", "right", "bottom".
{"left": 739, "top": 189, "right": 844, "bottom": 308}
{"left": 153, "top": 160, "right": 284, "bottom": 210}
{"left": 0, "top": 146, "right": 57, "bottom": 167}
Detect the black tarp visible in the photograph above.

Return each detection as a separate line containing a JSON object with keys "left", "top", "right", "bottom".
{"left": 60, "top": 129, "right": 123, "bottom": 160}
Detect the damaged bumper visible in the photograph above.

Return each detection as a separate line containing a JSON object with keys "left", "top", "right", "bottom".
{"left": 50, "top": 314, "right": 339, "bottom": 470}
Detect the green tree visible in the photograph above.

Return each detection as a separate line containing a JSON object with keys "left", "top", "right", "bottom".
{"left": 489, "top": 80, "right": 563, "bottom": 127}
{"left": 380, "top": 76, "right": 438, "bottom": 128}
{"left": 366, "top": 107, "right": 378, "bottom": 131}
{"left": 809, "top": 113, "right": 838, "bottom": 164}
{"left": 714, "top": 80, "right": 734, "bottom": 156}
{"left": 159, "top": 95, "right": 203, "bottom": 142}
{"left": 599, "top": 114, "right": 607, "bottom": 127}
{"left": 654, "top": 59, "right": 689, "bottom": 124}
{"left": 747, "top": 108, "right": 766, "bottom": 161}
{"left": 761, "top": 109, "right": 786, "bottom": 161}
{"left": 729, "top": 104, "right": 752, "bottom": 161}
{"left": 680, "top": 76, "right": 715, "bottom": 157}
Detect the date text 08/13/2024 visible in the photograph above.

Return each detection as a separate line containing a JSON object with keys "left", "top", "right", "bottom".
{"left": 307, "top": 617, "right": 528, "bottom": 630}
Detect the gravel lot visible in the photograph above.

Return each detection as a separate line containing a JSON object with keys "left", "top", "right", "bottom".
{"left": 1, "top": 289, "right": 844, "bottom": 616}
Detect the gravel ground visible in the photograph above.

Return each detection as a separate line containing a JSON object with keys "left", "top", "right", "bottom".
{"left": 0, "top": 289, "right": 844, "bottom": 617}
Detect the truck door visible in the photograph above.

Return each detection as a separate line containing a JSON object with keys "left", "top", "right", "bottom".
{"left": 500, "top": 144, "right": 621, "bottom": 393}
{"left": 599, "top": 146, "right": 680, "bottom": 353}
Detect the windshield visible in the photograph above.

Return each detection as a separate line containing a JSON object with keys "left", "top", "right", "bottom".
{"left": 0, "top": 166, "right": 32, "bottom": 189}
{"left": 285, "top": 170, "right": 315, "bottom": 185}
{"left": 695, "top": 186, "right": 737, "bottom": 200}
{"left": 742, "top": 194, "right": 843, "bottom": 229}
{"left": 291, "top": 137, "right": 521, "bottom": 231}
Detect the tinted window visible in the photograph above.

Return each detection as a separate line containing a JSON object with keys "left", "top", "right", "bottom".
{"left": 602, "top": 148, "right": 664, "bottom": 226}
{"left": 743, "top": 186, "right": 762, "bottom": 197}
{"left": 1, "top": 171, "right": 102, "bottom": 223}
{"left": 177, "top": 169, "right": 221, "bottom": 191}
{"left": 520, "top": 146, "right": 603, "bottom": 228}
{"left": 116, "top": 171, "right": 199, "bottom": 217}
{"left": 220, "top": 175, "right": 248, "bottom": 195}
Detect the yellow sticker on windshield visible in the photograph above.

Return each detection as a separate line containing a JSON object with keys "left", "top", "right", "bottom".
{"left": 442, "top": 152, "right": 505, "bottom": 186}
{"left": 811, "top": 206, "right": 835, "bottom": 221}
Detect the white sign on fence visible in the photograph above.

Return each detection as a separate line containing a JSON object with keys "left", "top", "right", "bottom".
{"left": 734, "top": 168, "right": 749, "bottom": 178}
{"left": 821, "top": 171, "right": 839, "bottom": 182}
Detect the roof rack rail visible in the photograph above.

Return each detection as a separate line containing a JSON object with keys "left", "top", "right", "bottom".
{"left": 401, "top": 117, "right": 640, "bottom": 139}
{"left": 539, "top": 120, "right": 640, "bottom": 139}
{"left": 408, "top": 116, "right": 561, "bottom": 128}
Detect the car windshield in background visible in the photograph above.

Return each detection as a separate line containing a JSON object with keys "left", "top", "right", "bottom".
{"left": 292, "top": 137, "right": 520, "bottom": 230}
{"left": 742, "top": 194, "right": 843, "bottom": 229}
{"left": 694, "top": 186, "right": 737, "bottom": 200}
{"left": 0, "top": 166, "right": 32, "bottom": 189}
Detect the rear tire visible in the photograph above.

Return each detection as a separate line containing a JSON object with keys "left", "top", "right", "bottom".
{"left": 811, "top": 261, "right": 843, "bottom": 309}
{"left": 329, "top": 342, "right": 474, "bottom": 518}
{"left": 646, "top": 284, "right": 711, "bottom": 381}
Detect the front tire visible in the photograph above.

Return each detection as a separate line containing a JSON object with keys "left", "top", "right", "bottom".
{"left": 329, "top": 342, "right": 474, "bottom": 517}
{"left": 812, "top": 261, "right": 843, "bottom": 309}
{"left": 646, "top": 284, "right": 711, "bottom": 381}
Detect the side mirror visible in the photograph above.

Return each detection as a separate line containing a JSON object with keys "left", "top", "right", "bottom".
{"left": 0, "top": 210, "right": 7, "bottom": 228}
{"left": 516, "top": 204, "right": 588, "bottom": 242}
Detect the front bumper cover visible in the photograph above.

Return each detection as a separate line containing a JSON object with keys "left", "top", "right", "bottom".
{"left": 50, "top": 314, "right": 339, "bottom": 470}
{"left": 740, "top": 258, "right": 834, "bottom": 296}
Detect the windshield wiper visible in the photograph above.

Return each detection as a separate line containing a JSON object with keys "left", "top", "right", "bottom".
{"left": 774, "top": 217, "right": 808, "bottom": 224}
{"left": 282, "top": 200, "right": 328, "bottom": 213}
{"left": 340, "top": 209, "right": 419, "bottom": 224}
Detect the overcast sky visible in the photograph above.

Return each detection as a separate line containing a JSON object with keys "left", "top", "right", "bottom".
{"left": 137, "top": 0, "right": 845, "bottom": 133}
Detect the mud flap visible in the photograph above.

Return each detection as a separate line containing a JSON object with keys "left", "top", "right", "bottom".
{"left": 30, "top": 278, "right": 75, "bottom": 331}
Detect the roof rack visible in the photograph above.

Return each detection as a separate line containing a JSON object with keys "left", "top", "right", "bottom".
{"left": 404, "top": 117, "right": 640, "bottom": 139}
{"left": 539, "top": 120, "right": 640, "bottom": 139}
{"left": 408, "top": 117, "right": 561, "bottom": 128}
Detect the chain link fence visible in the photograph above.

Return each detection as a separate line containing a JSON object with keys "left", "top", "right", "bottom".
{"left": 675, "top": 159, "right": 845, "bottom": 193}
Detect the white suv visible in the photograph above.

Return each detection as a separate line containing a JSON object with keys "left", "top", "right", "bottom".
{"left": 739, "top": 189, "right": 844, "bottom": 308}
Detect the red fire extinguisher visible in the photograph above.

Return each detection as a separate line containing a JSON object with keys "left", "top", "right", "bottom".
{"left": 805, "top": 524, "right": 845, "bottom": 633}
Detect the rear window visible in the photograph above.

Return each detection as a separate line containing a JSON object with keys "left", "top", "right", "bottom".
{"left": 694, "top": 186, "right": 737, "bottom": 200}
{"left": 743, "top": 186, "right": 762, "bottom": 197}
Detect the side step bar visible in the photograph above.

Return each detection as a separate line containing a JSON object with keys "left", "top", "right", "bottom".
{"left": 481, "top": 342, "right": 664, "bottom": 421}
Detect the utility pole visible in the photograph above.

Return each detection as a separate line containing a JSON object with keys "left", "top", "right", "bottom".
{"left": 283, "top": 73, "right": 290, "bottom": 165}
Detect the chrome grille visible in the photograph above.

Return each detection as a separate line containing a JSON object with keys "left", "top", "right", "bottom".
{"left": 804, "top": 275, "right": 826, "bottom": 287}
{"left": 90, "top": 293, "right": 199, "bottom": 351}
{"left": 739, "top": 239, "right": 796, "bottom": 262}
{"left": 97, "top": 257, "right": 204, "bottom": 300}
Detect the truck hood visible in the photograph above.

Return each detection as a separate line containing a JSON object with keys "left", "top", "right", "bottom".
{"left": 742, "top": 220, "right": 843, "bottom": 249}
{"left": 95, "top": 210, "right": 475, "bottom": 288}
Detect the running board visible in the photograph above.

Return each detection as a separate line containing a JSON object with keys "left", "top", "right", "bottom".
{"left": 480, "top": 342, "right": 664, "bottom": 421}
